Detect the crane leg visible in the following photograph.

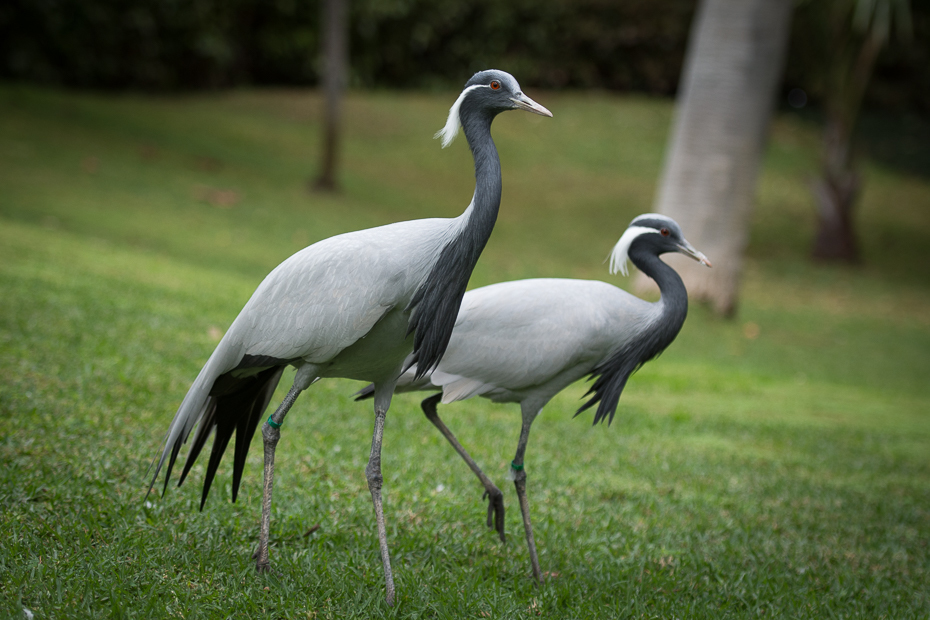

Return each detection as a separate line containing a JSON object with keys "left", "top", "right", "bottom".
{"left": 421, "top": 394, "right": 506, "bottom": 542}
{"left": 254, "top": 382, "right": 304, "bottom": 573}
{"left": 512, "top": 405, "right": 543, "bottom": 583}
{"left": 366, "top": 404, "right": 396, "bottom": 606}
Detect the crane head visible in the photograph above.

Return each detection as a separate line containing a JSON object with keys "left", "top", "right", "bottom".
{"left": 609, "top": 213, "right": 712, "bottom": 276}
{"left": 435, "top": 69, "right": 552, "bottom": 148}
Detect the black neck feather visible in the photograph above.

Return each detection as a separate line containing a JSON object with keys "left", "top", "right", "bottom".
{"left": 630, "top": 246, "right": 689, "bottom": 339}
{"left": 406, "top": 101, "right": 502, "bottom": 379}
{"left": 577, "top": 243, "right": 689, "bottom": 425}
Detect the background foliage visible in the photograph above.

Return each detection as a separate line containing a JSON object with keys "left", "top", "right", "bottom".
{"left": 1, "top": 0, "right": 928, "bottom": 113}
{"left": 787, "top": 0, "right": 930, "bottom": 114}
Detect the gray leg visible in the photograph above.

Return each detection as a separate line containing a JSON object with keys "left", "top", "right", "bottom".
{"left": 254, "top": 383, "right": 302, "bottom": 573}
{"left": 366, "top": 404, "right": 396, "bottom": 606}
{"left": 421, "top": 394, "right": 506, "bottom": 542}
{"left": 512, "top": 404, "right": 543, "bottom": 583}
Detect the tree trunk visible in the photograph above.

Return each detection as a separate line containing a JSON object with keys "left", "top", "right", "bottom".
{"left": 313, "top": 0, "right": 348, "bottom": 192}
{"left": 810, "top": 25, "right": 884, "bottom": 263}
{"left": 811, "top": 116, "right": 861, "bottom": 261}
{"left": 641, "top": 0, "right": 793, "bottom": 316}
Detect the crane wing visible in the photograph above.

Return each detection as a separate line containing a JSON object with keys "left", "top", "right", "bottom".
{"left": 428, "top": 279, "right": 652, "bottom": 402}
{"left": 227, "top": 218, "right": 451, "bottom": 364}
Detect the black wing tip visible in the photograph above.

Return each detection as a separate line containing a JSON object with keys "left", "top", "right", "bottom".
{"left": 143, "top": 482, "right": 157, "bottom": 505}
{"left": 156, "top": 441, "right": 185, "bottom": 497}
{"left": 413, "top": 359, "right": 439, "bottom": 381}
{"left": 593, "top": 404, "right": 617, "bottom": 426}
{"left": 410, "top": 322, "right": 452, "bottom": 380}
{"left": 575, "top": 367, "right": 627, "bottom": 427}
{"left": 354, "top": 383, "right": 376, "bottom": 401}
{"left": 574, "top": 400, "right": 619, "bottom": 427}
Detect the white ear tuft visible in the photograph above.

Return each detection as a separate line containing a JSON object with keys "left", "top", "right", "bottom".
{"left": 434, "top": 85, "right": 484, "bottom": 148}
{"left": 608, "top": 226, "right": 654, "bottom": 276}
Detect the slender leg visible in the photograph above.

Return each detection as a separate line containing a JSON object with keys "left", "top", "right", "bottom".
{"left": 366, "top": 404, "right": 396, "bottom": 606}
{"left": 421, "top": 394, "right": 506, "bottom": 542}
{"left": 255, "top": 383, "right": 303, "bottom": 573}
{"left": 512, "top": 404, "right": 543, "bottom": 583}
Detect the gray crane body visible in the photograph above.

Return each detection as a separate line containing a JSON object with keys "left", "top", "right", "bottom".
{"left": 381, "top": 215, "right": 711, "bottom": 424}
{"left": 149, "top": 69, "right": 552, "bottom": 607}
{"left": 357, "top": 214, "right": 711, "bottom": 582}
{"left": 392, "top": 278, "right": 660, "bottom": 412}
{"left": 165, "top": 213, "right": 467, "bottom": 456}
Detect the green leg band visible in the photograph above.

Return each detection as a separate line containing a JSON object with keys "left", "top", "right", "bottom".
{"left": 267, "top": 415, "right": 282, "bottom": 429}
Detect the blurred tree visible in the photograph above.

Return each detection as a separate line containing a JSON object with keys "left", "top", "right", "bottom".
{"left": 0, "top": 0, "right": 321, "bottom": 90}
{"left": 314, "top": 0, "right": 349, "bottom": 192}
{"left": 646, "top": 0, "right": 793, "bottom": 317}
{"left": 809, "top": 0, "right": 912, "bottom": 262}
{"left": 2, "top": 0, "right": 926, "bottom": 118}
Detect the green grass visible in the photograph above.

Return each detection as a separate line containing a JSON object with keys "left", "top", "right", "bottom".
{"left": 1, "top": 84, "right": 928, "bottom": 619}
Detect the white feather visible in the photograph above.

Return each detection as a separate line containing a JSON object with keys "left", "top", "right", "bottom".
{"left": 434, "top": 85, "right": 486, "bottom": 148}
{"left": 608, "top": 226, "right": 655, "bottom": 276}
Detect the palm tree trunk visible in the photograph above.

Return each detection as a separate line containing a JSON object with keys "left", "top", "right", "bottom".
{"left": 643, "top": 0, "right": 793, "bottom": 316}
{"left": 313, "top": 0, "right": 348, "bottom": 192}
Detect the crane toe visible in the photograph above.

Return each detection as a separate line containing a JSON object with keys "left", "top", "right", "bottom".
{"left": 483, "top": 487, "right": 506, "bottom": 542}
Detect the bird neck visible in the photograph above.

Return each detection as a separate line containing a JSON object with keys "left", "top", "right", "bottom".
{"left": 459, "top": 104, "right": 502, "bottom": 242}
{"left": 403, "top": 102, "right": 504, "bottom": 378}
{"left": 629, "top": 247, "right": 689, "bottom": 342}
{"left": 575, "top": 246, "right": 690, "bottom": 427}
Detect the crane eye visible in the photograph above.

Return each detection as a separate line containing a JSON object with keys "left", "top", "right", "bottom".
{"left": 660, "top": 228, "right": 670, "bottom": 237}
{"left": 489, "top": 80, "right": 501, "bottom": 91}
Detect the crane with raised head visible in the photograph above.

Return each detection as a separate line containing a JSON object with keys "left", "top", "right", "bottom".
{"left": 357, "top": 213, "right": 710, "bottom": 582}
{"left": 148, "top": 70, "right": 551, "bottom": 605}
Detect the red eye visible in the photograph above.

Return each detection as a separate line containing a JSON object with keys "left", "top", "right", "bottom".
{"left": 490, "top": 80, "right": 501, "bottom": 91}
{"left": 660, "top": 228, "right": 670, "bottom": 237}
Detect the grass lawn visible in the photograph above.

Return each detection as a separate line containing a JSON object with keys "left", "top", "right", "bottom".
{"left": 0, "top": 84, "right": 928, "bottom": 619}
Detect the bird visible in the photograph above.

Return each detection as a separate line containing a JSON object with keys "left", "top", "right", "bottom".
{"left": 148, "top": 69, "right": 551, "bottom": 606}
{"left": 356, "top": 213, "right": 710, "bottom": 582}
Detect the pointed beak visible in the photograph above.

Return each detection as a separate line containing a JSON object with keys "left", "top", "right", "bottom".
{"left": 677, "top": 239, "right": 712, "bottom": 268}
{"left": 510, "top": 93, "right": 553, "bottom": 117}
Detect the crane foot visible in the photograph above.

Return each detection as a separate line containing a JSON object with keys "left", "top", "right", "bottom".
{"left": 483, "top": 487, "right": 506, "bottom": 542}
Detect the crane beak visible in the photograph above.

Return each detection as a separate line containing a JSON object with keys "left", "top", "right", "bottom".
{"left": 510, "top": 93, "right": 553, "bottom": 117}
{"left": 677, "top": 239, "right": 712, "bottom": 268}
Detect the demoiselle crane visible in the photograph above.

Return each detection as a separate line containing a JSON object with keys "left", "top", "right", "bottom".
{"left": 148, "top": 70, "right": 551, "bottom": 605}
{"left": 357, "top": 214, "right": 710, "bottom": 582}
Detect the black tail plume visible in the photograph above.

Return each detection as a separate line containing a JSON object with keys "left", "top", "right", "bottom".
{"left": 173, "top": 366, "right": 285, "bottom": 510}
{"left": 574, "top": 347, "right": 641, "bottom": 426}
